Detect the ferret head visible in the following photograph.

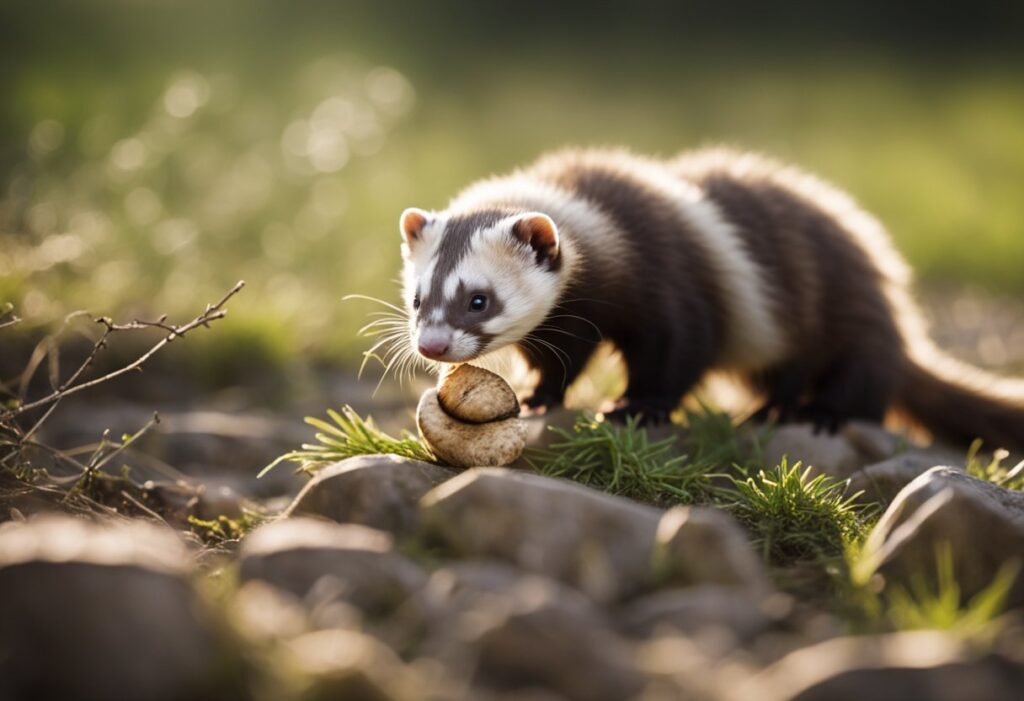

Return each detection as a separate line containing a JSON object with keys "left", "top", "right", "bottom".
{"left": 399, "top": 206, "right": 562, "bottom": 363}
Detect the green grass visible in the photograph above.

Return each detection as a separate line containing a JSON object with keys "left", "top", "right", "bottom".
{"left": 965, "top": 439, "right": 1024, "bottom": 491}
{"left": 527, "top": 414, "right": 714, "bottom": 506}
{"left": 844, "top": 542, "right": 1020, "bottom": 638}
{"left": 4, "top": 10, "right": 1024, "bottom": 372}
{"left": 258, "top": 405, "right": 435, "bottom": 477}
{"left": 726, "top": 459, "right": 873, "bottom": 566}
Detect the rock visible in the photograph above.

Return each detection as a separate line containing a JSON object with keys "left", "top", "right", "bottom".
{"left": 841, "top": 421, "right": 904, "bottom": 463}
{"left": 438, "top": 364, "right": 520, "bottom": 423}
{"left": 413, "top": 564, "right": 642, "bottom": 701}
{"left": 470, "top": 586, "right": 645, "bottom": 701}
{"left": 420, "top": 468, "right": 663, "bottom": 602}
{"left": 654, "top": 506, "right": 770, "bottom": 593}
{"left": 732, "top": 630, "right": 1024, "bottom": 701}
{"left": 0, "top": 516, "right": 241, "bottom": 701}
{"left": 763, "top": 423, "right": 863, "bottom": 478}
{"left": 286, "top": 628, "right": 414, "bottom": 701}
{"left": 389, "top": 561, "right": 593, "bottom": 654}
{"left": 860, "top": 467, "right": 1024, "bottom": 609}
{"left": 238, "top": 517, "right": 428, "bottom": 616}
{"left": 285, "top": 455, "right": 457, "bottom": 536}
{"left": 847, "top": 453, "right": 955, "bottom": 505}
{"left": 417, "top": 389, "right": 527, "bottom": 468}
{"left": 618, "top": 586, "right": 785, "bottom": 645}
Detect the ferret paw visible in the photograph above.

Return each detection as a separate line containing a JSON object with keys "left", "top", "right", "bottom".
{"left": 603, "top": 399, "right": 673, "bottom": 426}
{"left": 796, "top": 403, "right": 844, "bottom": 434}
{"left": 521, "top": 390, "right": 563, "bottom": 416}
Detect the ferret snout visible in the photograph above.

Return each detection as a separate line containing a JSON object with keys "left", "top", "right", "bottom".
{"left": 417, "top": 326, "right": 453, "bottom": 360}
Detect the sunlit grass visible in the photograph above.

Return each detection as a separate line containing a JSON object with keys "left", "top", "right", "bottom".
{"left": 843, "top": 542, "right": 1020, "bottom": 639}
{"left": 964, "top": 439, "right": 1024, "bottom": 491}
{"left": 4, "top": 49, "right": 1024, "bottom": 373}
{"left": 527, "top": 414, "right": 715, "bottom": 505}
{"left": 726, "top": 459, "right": 873, "bottom": 566}
{"left": 258, "top": 405, "right": 434, "bottom": 477}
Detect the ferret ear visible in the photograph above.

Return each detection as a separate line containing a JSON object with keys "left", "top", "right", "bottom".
{"left": 511, "top": 212, "right": 559, "bottom": 265}
{"left": 400, "top": 207, "right": 430, "bottom": 248}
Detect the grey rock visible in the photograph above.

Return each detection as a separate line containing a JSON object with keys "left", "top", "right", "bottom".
{"left": 763, "top": 423, "right": 864, "bottom": 478}
{"left": 286, "top": 628, "right": 414, "bottom": 701}
{"left": 733, "top": 631, "right": 1024, "bottom": 701}
{"left": 391, "top": 561, "right": 643, "bottom": 701}
{"left": 861, "top": 467, "right": 1024, "bottom": 608}
{"left": 654, "top": 506, "right": 770, "bottom": 593}
{"left": 238, "top": 517, "right": 428, "bottom": 616}
{"left": 470, "top": 590, "right": 645, "bottom": 701}
{"left": 420, "top": 468, "right": 663, "bottom": 602}
{"left": 428, "top": 566, "right": 642, "bottom": 701}
{"left": 841, "top": 421, "right": 904, "bottom": 463}
{"left": 848, "top": 453, "right": 956, "bottom": 506}
{"left": 285, "top": 455, "right": 457, "bottom": 536}
{"left": 0, "top": 516, "right": 241, "bottom": 701}
{"left": 618, "top": 586, "right": 786, "bottom": 645}
{"left": 390, "top": 561, "right": 594, "bottom": 654}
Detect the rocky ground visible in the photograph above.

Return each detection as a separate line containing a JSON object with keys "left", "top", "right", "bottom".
{"left": 3, "top": 408, "right": 1024, "bottom": 701}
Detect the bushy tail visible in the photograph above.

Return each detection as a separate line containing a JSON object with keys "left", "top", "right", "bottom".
{"left": 898, "top": 349, "right": 1024, "bottom": 453}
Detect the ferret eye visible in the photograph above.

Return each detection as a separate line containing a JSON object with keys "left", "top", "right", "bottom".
{"left": 412, "top": 295, "right": 420, "bottom": 310}
{"left": 468, "top": 294, "right": 488, "bottom": 312}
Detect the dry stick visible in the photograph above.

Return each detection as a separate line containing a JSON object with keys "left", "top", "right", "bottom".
{"left": 1, "top": 281, "right": 245, "bottom": 421}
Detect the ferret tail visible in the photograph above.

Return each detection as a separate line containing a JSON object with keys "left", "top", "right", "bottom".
{"left": 897, "top": 343, "right": 1024, "bottom": 453}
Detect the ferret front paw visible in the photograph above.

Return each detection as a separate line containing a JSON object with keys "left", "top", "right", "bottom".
{"left": 521, "top": 389, "right": 563, "bottom": 416}
{"left": 603, "top": 399, "right": 673, "bottom": 426}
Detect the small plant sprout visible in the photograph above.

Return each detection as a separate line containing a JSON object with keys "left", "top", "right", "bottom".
{"left": 965, "top": 439, "right": 1024, "bottom": 491}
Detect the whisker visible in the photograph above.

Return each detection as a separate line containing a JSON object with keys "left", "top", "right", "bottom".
{"left": 342, "top": 294, "right": 407, "bottom": 314}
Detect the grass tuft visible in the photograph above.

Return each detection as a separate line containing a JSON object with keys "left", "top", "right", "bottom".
{"left": 259, "top": 405, "right": 434, "bottom": 477}
{"left": 527, "top": 414, "right": 717, "bottom": 506}
{"left": 727, "top": 458, "right": 872, "bottom": 566}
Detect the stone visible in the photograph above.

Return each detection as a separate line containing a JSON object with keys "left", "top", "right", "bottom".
{"left": 841, "top": 420, "right": 905, "bottom": 463}
{"left": 437, "top": 364, "right": 520, "bottom": 423}
{"left": 420, "top": 468, "right": 663, "bottom": 602}
{"left": 238, "top": 517, "right": 428, "bottom": 616}
{"left": 0, "top": 515, "right": 241, "bottom": 701}
{"left": 617, "top": 586, "right": 785, "bottom": 645}
{"left": 848, "top": 453, "right": 955, "bottom": 505}
{"left": 860, "top": 467, "right": 1024, "bottom": 609}
{"left": 732, "top": 630, "right": 1024, "bottom": 701}
{"left": 405, "top": 563, "right": 643, "bottom": 701}
{"left": 470, "top": 586, "right": 645, "bottom": 701}
{"left": 285, "top": 455, "right": 457, "bottom": 536}
{"left": 286, "top": 628, "right": 413, "bottom": 701}
{"left": 389, "top": 561, "right": 594, "bottom": 655}
{"left": 654, "top": 505, "right": 770, "bottom": 593}
{"left": 763, "top": 423, "right": 864, "bottom": 478}
{"left": 417, "top": 389, "right": 527, "bottom": 468}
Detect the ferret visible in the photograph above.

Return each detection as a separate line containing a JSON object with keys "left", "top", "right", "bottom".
{"left": 398, "top": 147, "right": 1024, "bottom": 450}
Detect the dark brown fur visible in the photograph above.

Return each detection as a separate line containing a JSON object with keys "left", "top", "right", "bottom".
{"left": 522, "top": 154, "right": 730, "bottom": 419}
{"left": 436, "top": 148, "right": 1024, "bottom": 448}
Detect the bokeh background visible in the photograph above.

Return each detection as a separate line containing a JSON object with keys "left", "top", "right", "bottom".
{"left": 3, "top": 0, "right": 1024, "bottom": 407}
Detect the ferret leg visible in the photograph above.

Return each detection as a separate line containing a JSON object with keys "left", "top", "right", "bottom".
{"left": 608, "top": 337, "right": 711, "bottom": 425}
{"left": 800, "top": 353, "right": 896, "bottom": 432}
{"left": 749, "top": 363, "right": 807, "bottom": 424}
{"left": 518, "top": 330, "right": 598, "bottom": 412}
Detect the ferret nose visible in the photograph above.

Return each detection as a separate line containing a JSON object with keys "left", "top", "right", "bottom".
{"left": 417, "top": 328, "right": 452, "bottom": 359}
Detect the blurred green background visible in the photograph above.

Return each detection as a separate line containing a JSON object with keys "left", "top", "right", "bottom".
{"left": 2, "top": 0, "right": 1023, "bottom": 378}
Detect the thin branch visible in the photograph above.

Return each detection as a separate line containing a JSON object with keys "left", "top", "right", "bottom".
{"left": 1, "top": 281, "right": 244, "bottom": 420}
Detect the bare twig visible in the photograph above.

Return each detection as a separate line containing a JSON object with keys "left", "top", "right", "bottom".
{"left": 1, "top": 281, "right": 244, "bottom": 421}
